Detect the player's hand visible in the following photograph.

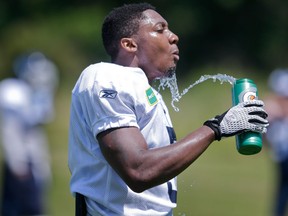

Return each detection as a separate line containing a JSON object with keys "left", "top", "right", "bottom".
{"left": 204, "top": 100, "right": 269, "bottom": 141}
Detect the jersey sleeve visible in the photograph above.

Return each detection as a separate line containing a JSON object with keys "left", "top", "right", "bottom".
{"left": 90, "top": 79, "right": 139, "bottom": 137}
{"left": 72, "top": 63, "right": 153, "bottom": 138}
{"left": 76, "top": 66, "right": 150, "bottom": 138}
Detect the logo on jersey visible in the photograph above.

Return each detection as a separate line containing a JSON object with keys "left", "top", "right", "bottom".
{"left": 146, "top": 87, "right": 157, "bottom": 105}
{"left": 99, "top": 89, "right": 117, "bottom": 99}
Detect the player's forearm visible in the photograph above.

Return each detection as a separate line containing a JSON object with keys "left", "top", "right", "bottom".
{"left": 127, "top": 126, "right": 215, "bottom": 192}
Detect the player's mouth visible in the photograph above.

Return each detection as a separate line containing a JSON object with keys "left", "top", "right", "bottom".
{"left": 172, "top": 50, "right": 180, "bottom": 62}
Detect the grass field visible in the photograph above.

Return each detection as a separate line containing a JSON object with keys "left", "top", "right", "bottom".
{"left": 12, "top": 70, "right": 276, "bottom": 216}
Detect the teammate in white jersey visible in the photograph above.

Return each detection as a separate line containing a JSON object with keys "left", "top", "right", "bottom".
{"left": 68, "top": 3, "right": 269, "bottom": 216}
{"left": 0, "top": 52, "right": 58, "bottom": 215}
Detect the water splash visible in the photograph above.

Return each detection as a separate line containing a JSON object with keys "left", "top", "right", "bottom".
{"left": 158, "top": 73, "right": 237, "bottom": 111}
{"left": 158, "top": 73, "right": 180, "bottom": 108}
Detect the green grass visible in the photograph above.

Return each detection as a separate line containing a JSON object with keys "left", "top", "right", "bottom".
{"left": 41, "top": 71, "right": 276, "bottom": 215}
{"left": 45, "top": 87, "right": 74, "bottom": 216}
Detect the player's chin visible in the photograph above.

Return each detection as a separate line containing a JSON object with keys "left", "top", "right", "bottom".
{"left": 157, "top": 59, "right": 178, "bottom": 78}
{"left": 164, "top": 66, "right": 177, "bottom": 78}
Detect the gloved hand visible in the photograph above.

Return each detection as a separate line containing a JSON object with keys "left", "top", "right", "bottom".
{"left": 204, "top": 100, "right": 269, "bottom": 141}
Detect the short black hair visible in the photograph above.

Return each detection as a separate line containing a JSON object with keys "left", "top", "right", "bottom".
{"left": 102, "top": 3, "right": 156, "bottom": 60}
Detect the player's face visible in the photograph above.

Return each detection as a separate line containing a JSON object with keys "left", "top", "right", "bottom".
{"left": 134, "top": 10, "right": 179, "bottom": 82}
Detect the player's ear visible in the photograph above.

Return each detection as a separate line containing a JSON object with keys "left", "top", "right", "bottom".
{"left": 120, "top": 38, "right": 137, "bottom": 53}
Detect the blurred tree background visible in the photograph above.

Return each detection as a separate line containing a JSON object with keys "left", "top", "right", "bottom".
{"left": 1, "top": 0, "right": 288, "bottom": 81}
{"left": 0, "top": 0, "right": 288, "bottom": 215}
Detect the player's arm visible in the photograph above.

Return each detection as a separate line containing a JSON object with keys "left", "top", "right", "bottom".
{"left": 98, "top": 99, "right": 268, "bottom": 193}
{"left": 97, "top": 125, "right": 214, "bottom": 193}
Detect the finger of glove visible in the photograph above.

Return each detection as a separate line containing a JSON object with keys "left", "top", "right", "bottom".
{"left": 245, "top": 106, "right": 267, "bottom": 116}
{"left": 228, "top": 106, "right": 261, "bottom": 119}
{"left": 234, "top": 100, "right": 262, "bottom": 110}
{"left": 249, "top": 110, "right": 268, "bottom": 119}
{"left": 246, "top": 107, "right": 269, "bottom": 124}
{"left": 231, "top": 100, "right": 263, "bottom": 114}
{"left": 248, "top": 122, "right": 268, "bottom": 134}
{"left": 247, "top": 115, "right": 269, "bottom": 125}
{"left": 242, "top": 99, "right": 264, "bottom": 107}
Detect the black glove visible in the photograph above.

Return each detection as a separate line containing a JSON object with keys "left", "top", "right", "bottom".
{"left": 204, "top": 100, "right": 269, "bottom": 141}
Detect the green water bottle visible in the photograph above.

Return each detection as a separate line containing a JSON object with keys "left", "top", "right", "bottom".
{"left": 232, "top": 78, "right": 262, "bottom": 155}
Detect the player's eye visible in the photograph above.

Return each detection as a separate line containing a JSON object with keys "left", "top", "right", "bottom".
{"left": 155, "top": 23, "right": 166, "bottom": 33}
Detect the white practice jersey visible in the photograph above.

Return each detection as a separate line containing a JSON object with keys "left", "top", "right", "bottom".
{"left": 68, "top": 62, "right": 177, "bottom": 216}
